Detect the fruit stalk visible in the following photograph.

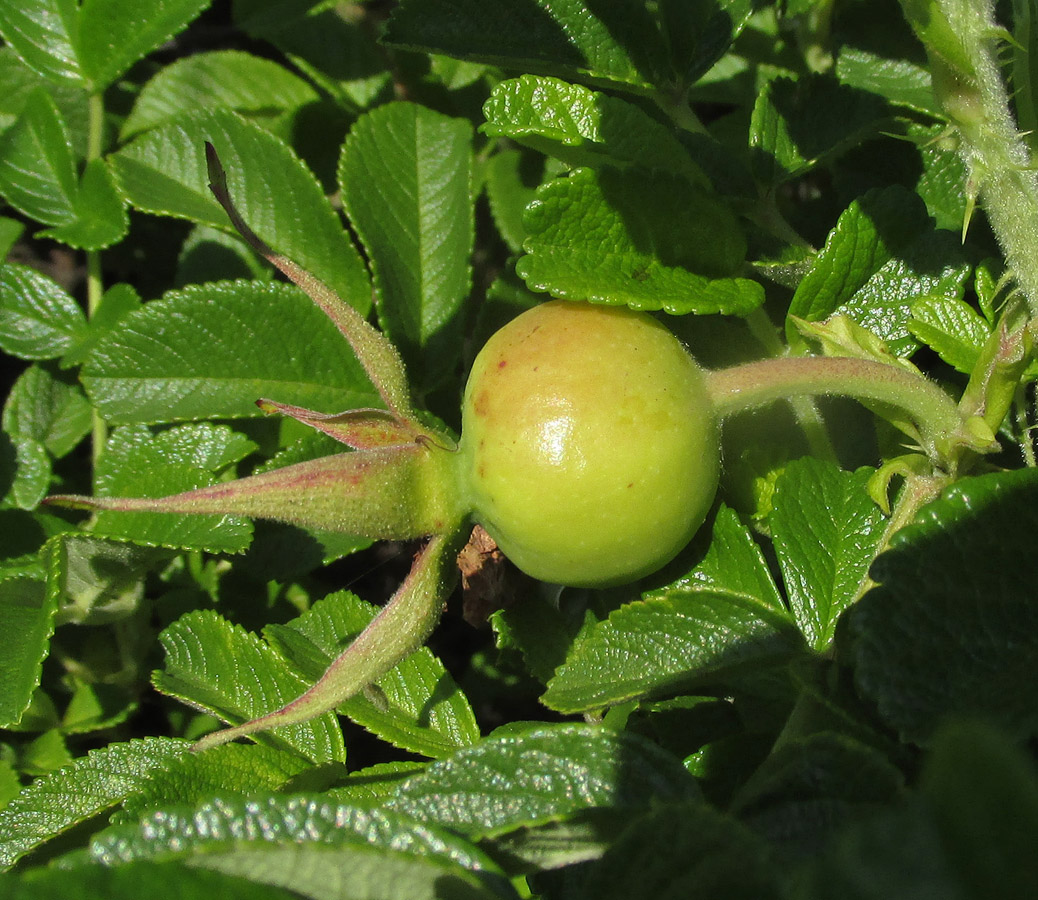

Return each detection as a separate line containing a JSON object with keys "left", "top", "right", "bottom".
{"left": 704, "top": 355, "right": 986, "bottom": 467}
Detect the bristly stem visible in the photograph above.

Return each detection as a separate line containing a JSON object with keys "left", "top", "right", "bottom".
{"left": 705, "top": 355, "right": 985, "bottom": 468}
{"left": 899, "top": 0, "right": 1038, "bottom": 315}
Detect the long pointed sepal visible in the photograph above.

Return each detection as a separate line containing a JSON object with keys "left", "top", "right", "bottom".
{"left": 205, "top": 143, "right": 420, "bottom": 427}
{"left": 46, "top": 445, "right": 463, "bottom": 541}
{"left": 256, "top": 399, "right": 426, "bottom": 450}
{"left": 190, "top": 530, "right": 465, "bottom": 752}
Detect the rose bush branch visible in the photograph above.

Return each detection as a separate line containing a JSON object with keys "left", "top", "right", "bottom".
{"left": 899, "top": 0, "right": 1038, "bottom": 315}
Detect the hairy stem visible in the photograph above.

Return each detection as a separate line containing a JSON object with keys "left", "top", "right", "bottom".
{"left": 900, "top": 0, "right": 1038, "bottom": 314}
{"left": 705, "top": 356, "right": 974, "bottom": 466}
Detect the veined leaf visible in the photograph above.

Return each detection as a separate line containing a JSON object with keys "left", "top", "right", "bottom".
{"left": 542, "top": 589, "right": 803, "bottom": 713}
{"left": 909, "top": 295, "right": 990, "bottom": 373}
{"left": 76, "top": 0, "right": 219, "bottom": 91}
{"left": 121, "top": 50, "right": 320, "bottom": 140}
{"left": 339, "top": 101, "right": 473, "bottom": 388}
{"left": 787, "top": 186, "right": 969, "bottom": 354}
{"left": 3, "top": 364, "right": 92, "bottom": 459}
{"left": 86, "top": 423, "right": 256, "bottom": 554}
{"left": 152, "top": 610, "right": 346, "bottom": 764}
{"left": 82, "top": 280, "right": 377, "bottom": 424}
{"left": 92, "top": 794, "right": 506, "bottom": 886}
{"left": 0, "top": 263, "right": 87, "bottom": 360}
{"left": 1, "top": 864, "right": 302, "bottom": 900}
{"left": 0, "top": 0, "right": 83, "bottom": 87}
{"left": 383, "top": 0, "right": 669, "bottom": 92}
{"left": 117, "top": 743, "right": 317, "bottom": 819}
{"left": 0, "top": 577, "right": 56, "bottom": 729}
{"left": 0, "top": 88, "right": 77, "bottom": 226}
{"left": 849, "top": 468, "right": 1038, "bottom": 744}
{"left": 647, "top": 505, "right": 785, "bottom": 612}
{"left": 518, "top": 167, "right": 762, "bottom": 315}
{"left": 0, "top": 737, "right": 191, "bottom": 870}
{"left": 265, "top": 591, "right": 480, "bottom": 760}
{"left": 482, "top": 75, "right": 706, "bottom": 184}
{"left": 387, "top": 724, "right": 700, "bottom": 838}
{"left": 749, "top": 74, "right": 892, "bottom": 185}
{"left": 769, "top": 459, "right": 885, "bottom": 650}
{"left": 109, "top": 109, "right": 371, "bottom": 313}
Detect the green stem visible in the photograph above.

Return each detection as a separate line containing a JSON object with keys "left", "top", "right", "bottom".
{"left": 86, "top": 90, "right": 106, "bottom": 466}
{"left": 743, "top": 309, "right": 838, "bottom": 463}
{"left": 902, "top": 0, "right": 1038, "bottom": 315}
{"left": 705, "top": 356, "right": 968, "bottom": 465}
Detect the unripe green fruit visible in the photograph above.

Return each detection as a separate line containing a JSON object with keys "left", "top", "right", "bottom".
{"left": 459, "top": 300, "right": 720, "bottom": 587}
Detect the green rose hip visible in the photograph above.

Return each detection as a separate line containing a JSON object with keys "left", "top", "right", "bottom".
{"left": 458, "top": 300, "right": 720, "bottom": 587}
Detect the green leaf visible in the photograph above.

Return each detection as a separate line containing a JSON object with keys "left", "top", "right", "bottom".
{"left": 236, "top": 4, "right": 392, "bottom": 111}
{"left": 787, "top": 186, "right": 969, "bottom": 354}
{"left": 0, "top": 736, "right": 191, "bottom": 870}
{"left": 39, "top": 158, "right": 129, "bottom": 250}
{"left": 1, "top": 863, "right": 302, "bottom": 900}
{"left": 86, "top": 423, "right": 255, "bottom": 554}
{"left": 647, "top": 505, "right": 785, "bottom": 612}
{"left": 3, "top": 364, "right": 92, "bottom": 458}
{"left": 484, "top": 148, "right": 543, "bottom": 254}
{"left": 0, "top": 577, "right": 56, "bottom": 729}
{"left": 848, "top": 468, "right": 1038, "bottom": 744}
{"left": 0, "top": 263, "right": 87, "bottom": 360}
{"left": 481, "top": 75, "right": 707, "bottom": 184}
{"left": 91, "top": 794, "right": 507, "bottom": 891}
{"left": 265, "top": 591, "right": 479, "bottom": 760}
{"left": 541, "top": 589, "right": 804, "bottom": 713}
{"left": 118, "top": 743, "right": 314, "bottom": 819}
{"left": 325, "top": 761, "right": 427, "bottom": 809}
{"left": 75, "top": 0, "right": 211, "bottom": 91}
{"left": 121, "top": 50, "right": 320, "bottom": 141}
{"left": 658, "top": 0, "right": 755, "bottom": 87}
{"left": 0, "top": 432, "right": 51, "bottom": 510}
{"left": 749, "top": 74, "right": 891, "bottom": 185}
{"left": 517, "top": 167, "right": 763, "bottom": 315}
{"left": 46, "top": 534, "right": 170, "bottom": 626}
{"left": 387, "top": 724, "right": 700, "bottom": 838}
{"left": 383, "top": 0, "right": 668, "bottom": 92}
{"left": 0, "top": 46, "right": 90, "bottom": 152}
{"left": 0, "top": 0, "right": 83, "bottom": 87}
{"left": 109, "top": 109, "right": 371, "bottom": 313}
{"left": 919, "top": 720, "right": 1038, "bottom": 899}
{"left": 0, "top": 88, "right": 77, "bottom": 225}
{"left": 0, "top": 216, "right": 24, "bottom": 257}
{"left": 768, "top": 459, "right": 885, "bottom": 651}
{"left": 577, "top": 803, "right": 782, "bottom": 900}
{"left": 339, "top": 102, "right": 473, "bottom": 388}
{"left": 82, "top": 280, "right": 378, "bottom": 424}
{"left": 835, "top": 47, "right": 940, "bottom": 117}
{"left": 908, "top": 295, "right": 990, "bottom": 373}
{"left": 152, "top": 609, "right": 346, "bottom": 764}
{"left": 60, "top": 282, "right": 142, "bottom": 369}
